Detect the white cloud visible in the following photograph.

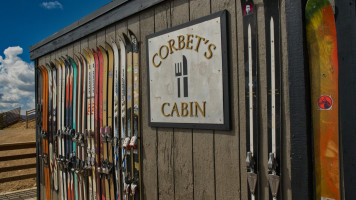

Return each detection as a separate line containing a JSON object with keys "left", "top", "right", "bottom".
{"left": 41, "top": 1, "right": 63, "bottom": 10}
{"left": 0, "top": 46, "right": 35, "bottom": 114}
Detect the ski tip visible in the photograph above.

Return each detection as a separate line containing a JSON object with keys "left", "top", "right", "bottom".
{"left": 123, "top": 33, "right": 132, "bottom": 52}
{"left": 74, "top": 54, "right": 80, "bottom": 63}
{"left": 46, "top": 63, "right": 51, "bottom": 69}
{"left": 79, "top": 53, "right": 87, "bottom": 65}
{"left": 105, "top": 41, "right": 113, "bottom": 51}
{"left": 128, "top": 30, "right": 138, "bottom": 53}
{"left": 123, "top": 33, "right": 131, "bottom": 43}
{"left": 128, "top": 29, "right": 136, "bottom": 39}
{"left": 50, "top": 61, "right": 56, "bottom": 68}
{"left": 66, "top": 55, "right": 73, "bottom": 62}
{"left": 110, "top": 36, "right": 115, "bottom": 44}
{"left": 97, "top": 45, "right": 105, "bottom": 54}
{"left": 83, "top": 49, "right": 89, "bottom": 57}
{"left": 117, "top": 35, "right": 124, "bottom": 43}
{"left": 117, "top": 35, "right": 125, "bottom": 50}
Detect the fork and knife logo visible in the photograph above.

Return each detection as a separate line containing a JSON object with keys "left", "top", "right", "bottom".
{"left": 175, "top": 55, "right": 188, "bottom": 98}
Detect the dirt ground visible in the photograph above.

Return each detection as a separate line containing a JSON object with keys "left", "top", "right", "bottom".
{"left": 0, "top": 120, "right": 36, "bottom": 193}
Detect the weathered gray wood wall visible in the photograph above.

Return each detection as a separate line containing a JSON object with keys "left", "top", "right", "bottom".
{"left": 37, "top": 0, "right": 293, "bottom": 199}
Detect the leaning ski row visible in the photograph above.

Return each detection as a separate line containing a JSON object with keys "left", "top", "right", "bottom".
{"left": 37, "top": 30, "right": 141, "bottom": 200}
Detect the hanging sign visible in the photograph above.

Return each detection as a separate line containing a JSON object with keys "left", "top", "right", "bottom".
{"left": 146, "top": 10, "right": 230, "bottom": 130}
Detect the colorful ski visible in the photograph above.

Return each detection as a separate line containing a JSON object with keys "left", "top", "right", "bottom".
{"left": 76, "top": 54, "right": 86, "bottom": 200}
{"left": 64, "top": 56, "right": 73, "bottom": 200}
{"left": 241, "top": 0, "right": 259, "bottom": 199}
{"left": 119, "top": 35, "right": 127, "bottom": 200}
{"left": 123, "top": 33, "right": 133, "bottom": 198}
{"left": 100, "top": 44, "right": 111, "bottom": 199}
{"left": 69, "top": 56, "right": 79, "bottom": 200}
{"left": 84, "top": 49, "right": 94, "bottom": 200}
{"left": 45, "top": 63, "right": 54, "bottom": 195}
{"left": 59, "top": 58, "right": 68, "bottom": 200}
{"left": 63, "top": 56, "right": 72, "bottom": 200}
{"left": 105, "top": 41, "right": 116, "bottom": 200}
{"left": 112, "top": 38, "right": 121, "bottom": 200}
{"left": 36, "top": 67, "right": 43, "bottom": 200}
{"left": 129, "top": 30, "right": 141, "bottom": 199}
{"left": 97, "top": 46, "right": 108, "bottom": 200}
{"left": 93, "top": 48, "right": 103, "bottom": 200}
{"left": 50, "top": 61, "right": 59, "bottom": 192}
{"left": 88, "top": 48, "right": 98, "bottom": 200}
{"left": 55, "top": 59, "right": 63, "bottom": 198}
{"left": 73, "top": 55, "right": 82, "bottom": 200}
{"left": 265, "top": 0, "right": 281, "bottom": 199}
{"left": 39, "top": 64, "right": 51, "bottom": 200}
{"left": 80, "top": 53, "right": 88, "bottom": 200}
{"left": 306, "top": 0, "right": 340, "bottom": 199}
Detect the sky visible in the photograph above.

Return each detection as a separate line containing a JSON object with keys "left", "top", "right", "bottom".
{"left": 0, "top": 0, "right": 112, "bottom": 114}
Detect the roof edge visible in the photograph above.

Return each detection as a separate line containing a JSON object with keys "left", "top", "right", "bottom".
{"left": 30, "top": 0, "right": 166, "bottom": 60}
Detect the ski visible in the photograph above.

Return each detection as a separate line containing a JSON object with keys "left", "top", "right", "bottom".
{"left": 98, "top": 44, "right": 111, "bottom": 199}
{"left": 123, "top": 33, "right": 133, "bottom": 198}
{"left": 64, "top": 56, "right": 73, "bottom": 200}
{"left": 47, "top": 63, "right": 55, "bottom": 197}
{"left": 88, "top": 48, "right": 98, "bottom": 200}
{"left": 55, "top": 59, "right": 63, "bottom": 199}
{"left": 36, "top": 66, "right": 43, "bottom": 199}
{"left": 36, "top": 66, "right": 43, "bottom": 200}
{"left": 105, "top": 41, "right": 116, "bottom": 200}
{"left": 241, "top": 0, "right": 259, "bottom": 199}
{"left": 58, "top": 58, "right": 67, "bottom": 200}
{"left": 69, "top": 56, "right": 79, "bottom": 200}
{"left": 45, "top": 63, "right": 55, "bottom": 195}
{"left": 97, "top": 46, "right": 108, "bottom": 200}
{"left": 63, "top": 57, "right": 72, "bottom": 200}
{"left": 118, "top": 35, "right": 128, "bottom": 200}
{"left": 47, "top": 64, "right": 53, "bottom": 192}
{"left": 306, "top": 0, "right": 340, "bottom": 199}
{"left": 61, "top": 58, "right": 68, "bottom": 200}
{"left": 66, "top": 56, "right": 74, "bottom": 200}
{"left": 112, "top": 38, "right": 121, "bottom": 200}
{"left": 50, "top": 61, "right": 59, "bottom": 192}
{"left": 74, "top": 54, "right": 85, "bottom": 200}
{"left": 93, "top": 48, "right": 102, "bottom": 200}
{"left": 129, "top": 30, "right": 141, "bottom": 199}
{"left": 80, "top": 53, "right": 88, "bottom": 200}
{"left": 39, "top": 64, "right": 51, "bottom": 200}
{"left": 84, "top": 49, "right": 94, "bottom": 200}
{"left": 265, "top": 0, "right": 281, "bottom": 199}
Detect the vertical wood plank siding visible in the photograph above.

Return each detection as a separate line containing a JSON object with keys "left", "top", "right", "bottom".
{"left": 37, "top": 0, "right": 293, "bottom": 199}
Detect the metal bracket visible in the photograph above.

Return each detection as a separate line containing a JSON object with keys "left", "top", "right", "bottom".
{"left": 268, "top": 153, "right": 277, "bottom": 172}
{"left": 247, "top": 172, "right": 258, "bottom": 195}
{"left": 268, "top": 153, "right": 280, "bottom": 198}
{"left": 268, "top": 174, "right": 280, "bottom": 198}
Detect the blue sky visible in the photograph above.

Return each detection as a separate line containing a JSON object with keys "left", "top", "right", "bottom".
{"left": 0, "top": 0, "right": 111, "bottom": 114}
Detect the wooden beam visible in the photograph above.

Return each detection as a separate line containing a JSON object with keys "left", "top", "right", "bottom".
{"left": 0, "top": 142, "right": 36, "bottom": 151}
{"left": 0, "top": 163, "right": 36, "bottom": 173}
{"left": 0, "top": 153, "right": 36, "bottom": 162}
{"left": 0, "top": 173, "right": 36, "bottom": 184}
